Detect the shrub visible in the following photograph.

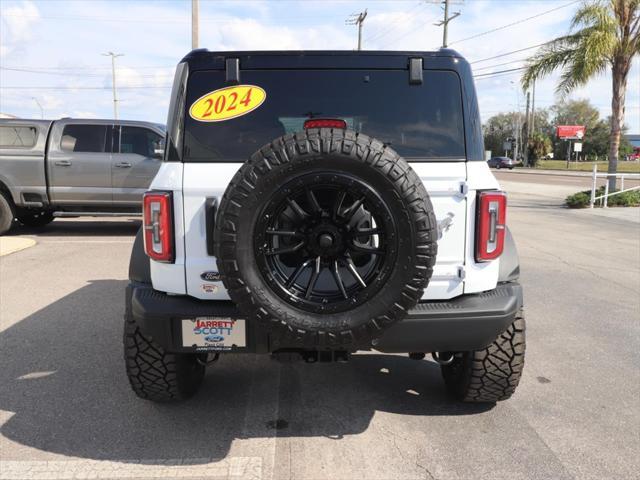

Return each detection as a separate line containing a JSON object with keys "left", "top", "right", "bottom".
{"left": 565, "top": 186, "right": 640, "bottom": 208}
{"left": 566, "top": 191, "right": 591, "bottom": 208}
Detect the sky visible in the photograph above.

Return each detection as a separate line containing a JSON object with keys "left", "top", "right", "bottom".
{"left": 1, "top": 0, "right": 639, "bottom": 132}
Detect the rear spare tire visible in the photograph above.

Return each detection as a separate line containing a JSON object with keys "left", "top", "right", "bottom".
{"left": 214, "top": 129, "right": 437, "bottom": 348}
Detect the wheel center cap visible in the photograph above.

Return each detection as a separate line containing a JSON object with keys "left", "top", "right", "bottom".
{"left": 318, "top": 233, "right": 334, "bottom": 248}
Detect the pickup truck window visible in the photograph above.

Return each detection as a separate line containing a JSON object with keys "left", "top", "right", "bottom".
{"left": 60, "top": 124, "right": 108, "bottom": 153}
{"left": 119, "top": 126, "right": 162, "bottom": 157}
{"left": 0, "top": 126, "right": 37, "bottom": 148}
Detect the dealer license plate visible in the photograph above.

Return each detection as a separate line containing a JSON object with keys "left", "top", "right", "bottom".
{"left": 181, "top": 317, "right": 246, "bottom": 350}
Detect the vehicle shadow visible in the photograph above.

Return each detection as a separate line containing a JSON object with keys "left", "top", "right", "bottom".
{"left": 8, "top": 218, "right": 141, "bottom": 237}
{"left": 0, "top": 280, "right": 491, "bottom": 464}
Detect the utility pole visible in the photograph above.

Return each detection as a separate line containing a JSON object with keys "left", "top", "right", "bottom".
{"left": 192, "top": 0, "right": 199, "bottom": 50}
{"left": 434, "top": 0, "right": 460, "bottom": 48}
{"left": 32, "top": 97, "right": 43, "bottom": 119}
{"left": 523, "top": 91, "right": 530, "bottom": 167}
{"left": 346, "top": 10, "right": 367, "bottom": 50}
{"left": 102, "top": 51, "right": 123, "bottom": 120}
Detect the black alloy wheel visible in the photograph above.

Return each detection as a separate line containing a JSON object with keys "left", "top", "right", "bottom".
{"left": 254, "top": 172, "right": 398, "bottom": 314}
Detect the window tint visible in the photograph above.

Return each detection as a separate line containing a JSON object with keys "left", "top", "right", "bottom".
{"left": 61, "top": 125, "right": 108, "bottom": 153}
{"left": 0, "top": 126, "right": 38, "bottom": 148}
{"left": 184, "top": 69, "right": 465, "bottom": 161}
{"left": 119, "top": 126, "right": 163, "bottom": 157}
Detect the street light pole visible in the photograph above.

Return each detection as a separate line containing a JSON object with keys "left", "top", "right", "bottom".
{"left": 32, "top": 97, "right": 44, "bottom": 119}
{"left": 192, "top": 0, "right": 199, "bottom": 50}
{"left": 102, "top": 51, "right": 124, "bottom": 120}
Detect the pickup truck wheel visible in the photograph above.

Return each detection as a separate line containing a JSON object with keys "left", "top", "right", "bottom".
{"left": 123, "top": 313, "right": 205, "bottom": 402}
{"left": 214, "top": 129, "right": 437, "bottom": 348}
{"left": 0, "top": 193, "right": 16, "bottom": 235}
{"left": 441, "top": 309, "right": 525, "bottom": 403}
{"left": 17, "top": 211, "right": 54, "bottom": 228}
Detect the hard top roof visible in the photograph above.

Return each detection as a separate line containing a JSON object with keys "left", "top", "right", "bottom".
{"left": 180, "top": 49, "right": 469, "bottom": 72}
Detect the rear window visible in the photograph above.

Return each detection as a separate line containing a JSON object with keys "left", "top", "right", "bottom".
{"left": 61, "top": 124, "right": 108, "bottom": 153}
{"left": 118, "top": 126, "right": 163, "bottom": 157}
{"left": 0, "top": 126, "right": 37, "bottom": 148}
{"left": 183, "top": 69, "right": 465, "bottom": 162}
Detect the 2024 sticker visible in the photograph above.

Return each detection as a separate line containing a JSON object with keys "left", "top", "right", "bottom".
{"left": 189, "top": 85, "right": 266, "bottom": 122}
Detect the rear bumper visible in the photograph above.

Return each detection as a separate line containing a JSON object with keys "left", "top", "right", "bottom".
{"left": 127, "top": 282, "right": 523, "bottom": 354}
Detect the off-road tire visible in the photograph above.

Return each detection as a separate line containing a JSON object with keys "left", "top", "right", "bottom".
{"left": 0, "top": 192, "right": 15, "bottom": 235}
{"left": 441, "top": 309, "right": 525, "bottom": 403}
{"left": 17, "top": 211, "right": 54, "bottom": 228}
{"left": 123, "top": 313, "right": 205, "bottom": 402}
{"left": 214, "top": 129, "right": 437, "bottom": 348}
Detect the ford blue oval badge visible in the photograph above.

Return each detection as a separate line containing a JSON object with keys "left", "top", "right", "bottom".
{"left": 201, "top": 271, "right": 221, "bottom": 282}
{"left": 205, "top": 335, "right": 224, "bottom": 343}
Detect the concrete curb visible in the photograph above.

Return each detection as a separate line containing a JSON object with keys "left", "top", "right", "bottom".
{"left": 0, "top": 237, "right": 36, "bottom": 257}
{"left": 500, "top": 169, "right": 595, "bottom": 178}
{"left": 501, "top": 168, "right": 640, "bottom": 178}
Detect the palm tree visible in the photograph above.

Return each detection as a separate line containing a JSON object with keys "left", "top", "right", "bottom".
{"left": 522, "top": 0, "right": 639, "bottom": 190}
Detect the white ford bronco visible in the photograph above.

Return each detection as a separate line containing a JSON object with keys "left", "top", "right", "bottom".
{"left": 124, "top": 50, "right": 525, "bottom": 403}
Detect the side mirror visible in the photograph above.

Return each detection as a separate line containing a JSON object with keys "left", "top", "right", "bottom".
{"left": 153, "top": 148, "right": 164, "bottom": 160}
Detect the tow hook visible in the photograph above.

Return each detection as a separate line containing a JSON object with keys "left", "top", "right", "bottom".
{"left": 196, "top": 352, "right": 220, "bottom": 366}
{"left": 431, "top": 352, "right": 456, "bottom": 366}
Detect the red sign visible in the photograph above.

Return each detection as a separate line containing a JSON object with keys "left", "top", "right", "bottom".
{"left": 557, "top": 125, "right": 586, "bottom": 139}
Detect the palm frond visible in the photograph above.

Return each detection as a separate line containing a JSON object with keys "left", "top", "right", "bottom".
{"left": 521, "top": 1, "right": 618, "bottom": 94}
{"left": 571, "top": 1, "right": 614, "bottom": 31}
{"left": 521, "top": 34, "right": 582, "bottom": 90}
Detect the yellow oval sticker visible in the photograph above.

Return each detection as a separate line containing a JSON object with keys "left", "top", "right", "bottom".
{"left": 189, "top": 85, "right": 266, "bottom": 122}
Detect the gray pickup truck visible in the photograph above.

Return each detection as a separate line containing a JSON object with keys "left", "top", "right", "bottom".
{"left": 0, "top": 118, "right": 165, "bottom": 234}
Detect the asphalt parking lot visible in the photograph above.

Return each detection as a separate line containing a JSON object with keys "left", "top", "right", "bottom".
{"left": 0, "top": 175, "right": 638, "bottom": 480}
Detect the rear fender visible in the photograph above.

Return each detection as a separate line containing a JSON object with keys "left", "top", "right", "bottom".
{"left": 129, "top": 228, "right": 151, "bottom": 284}
{"left": 498, "top": 227, "right": 520, "bottom": 282}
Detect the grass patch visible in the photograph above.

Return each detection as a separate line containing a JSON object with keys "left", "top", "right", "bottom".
{"left": 531, "top": 160, "right": 640, "bottom": 173}
{"left": 566, "top": 186, "right": 640, "bottom": 208}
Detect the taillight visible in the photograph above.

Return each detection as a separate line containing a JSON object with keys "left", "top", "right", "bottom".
{"left": 303, "top": 118, "right": 347, "bottom": 129}
{"left": 475, "top": 191, "right": 507, "bottom": 262}
{"left": 143, "top": 191, "right": 174, "bottom": 263}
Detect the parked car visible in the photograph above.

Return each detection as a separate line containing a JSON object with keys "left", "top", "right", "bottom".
{"left": 124, "top": 49, "right": 524, "bottom": 404}
{"left": 487, "top": 156, "right": 515, "bottom": 169}
{"left": 0, "top": 118, "right": 165, "bottom": 234}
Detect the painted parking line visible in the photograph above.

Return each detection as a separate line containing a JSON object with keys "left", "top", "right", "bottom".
{"left": 0, "top": 457, "right": 262, "bottom": 480}
{"left": 38, "top": 240, "right": 135, "bottom": 244}
{"left": 0, "top": 238, "right": 36, "bottom": 257}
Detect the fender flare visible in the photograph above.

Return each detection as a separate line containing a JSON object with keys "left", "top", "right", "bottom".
{"left": 498, "top": 227, "right": 520, "bottom": 283}
{"left": 129, "top": 227, "right": 151, "bottom": 284}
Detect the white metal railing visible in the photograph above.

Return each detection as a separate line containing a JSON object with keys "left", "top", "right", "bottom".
{"left": 590, "top": 164, "right": 640, "bottom": 208}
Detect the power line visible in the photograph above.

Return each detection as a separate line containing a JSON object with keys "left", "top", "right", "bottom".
{"left": 0, "top": 86, "right": 172, "bottom": 90}
{"left": 364, "top": 2, "right": 427, "bottom": 43}
{"left": 0, "top": 12, "right": 345, "bottom": 24}
{"left": 382, "top": 14, "right": 442, "bottom": 47}
{"left": 473, "top": 57, "right": 528, "bottom": 71}
{"left": 0, "top": 67, "right": 173, "bottom": 78}
{"left": 469, "top": 42, "right": 551, "bottom": 64}
{"left": 475, "top": 67, "right": 527, "bottom": 77}
{"left": 0, "top": 64, "right": 174, "bottom": 71}
{"left": 449, "top": 0, "right": 580, "bottom": 45}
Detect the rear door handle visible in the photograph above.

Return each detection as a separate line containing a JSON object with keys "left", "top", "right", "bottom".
{"left": 54, "top": 160, "right": 72, "bottom": 167}
{"left": 115, "top": 162, "right": 132, "bottom": 168}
